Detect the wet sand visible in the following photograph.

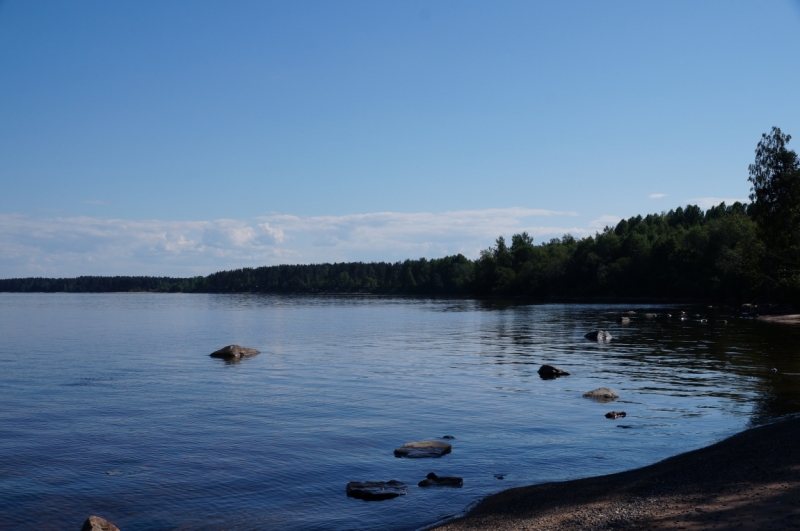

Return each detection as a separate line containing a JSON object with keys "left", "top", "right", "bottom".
{"left": 432, "top": 416, "right": 800, "bottom": 531}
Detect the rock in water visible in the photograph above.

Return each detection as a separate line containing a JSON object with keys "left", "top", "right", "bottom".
{"left": 584, "top": 330, "right": 612, "bottom": 341}
{"left": 537, "top": 364, "right": 570, "bottom": 379}
{"left": 418, "top": 472, "right": 463, "bottom": 487}
{"left": 81, "top": 516, "right": 120, "bottom": 531}
{"left": 617, "top": 316, "right": 631, "bottom": 324}
{"left": 209, "top": 344, "right": 260, "bottom": 360}
{"left": 394, "top": 440, "right": 452, "bottom": 458}
{"left": 346, "top": 480, "right": 407, "bottom": 501}
{"left": 605, "top": 411, "right": 627, "bottom": 419}
{"left": 583, "top": 387, "right": 620, "bottom": 401}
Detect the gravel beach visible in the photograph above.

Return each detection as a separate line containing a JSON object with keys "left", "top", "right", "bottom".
{"left": 431, "top": 416, "right": 800, "bottom": 531}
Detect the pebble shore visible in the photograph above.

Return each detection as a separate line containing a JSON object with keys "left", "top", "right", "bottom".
{"left": 431, "top": 416, "right": 800, "bottom": 531}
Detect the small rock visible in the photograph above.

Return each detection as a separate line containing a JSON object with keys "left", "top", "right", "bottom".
{"left": 493, "top": 473, "right": 505, "bottom": 480}
{"left": 583, "top": 387, "right": 620, "bottom": 402}
{"left": 699, "top": 318, "right": 708, "bottom": 323}
{"left": 209, "top": 344, "right": 260, "bottom": 360}
{"left": 584, "top": 330, "right": 612, "bottom": 341}
{"left": 394, "top": 441, "right": 452, "bottom": 458}
{"left": 605, "top": 411, "right": 627, "bottom": 419}
{"left": 617, "top": 316, "right": 631, "bottom": 324}
{"left": 346, "top": 480, "right": 407, "bottom": 501}
{"left": 623, "top": 311, "right": 637, "bottom": 315}
{"left": 442, "top": 435, "right": 455, "bottom": 439}
{"left": 537, "top": 364, "right": 570, "bottom": 379}
{"left": 418, "top": 472, "right": 463, "bottom": 487}
{"left": 771, "top": 368, "right": 778, "bottom": 374}
{"left": 645, "top": 313, "right": 657, "bottom": 319}
{"left": 81, "top": 516, "right": 120, "bottom": 531}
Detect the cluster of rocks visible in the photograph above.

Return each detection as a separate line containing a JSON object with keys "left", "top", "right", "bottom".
{"left": 346, "top": 439, "right": 463, "bottom": 501}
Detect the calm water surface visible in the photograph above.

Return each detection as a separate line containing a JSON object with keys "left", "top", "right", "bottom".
{"left": 2, "top": 294, "right": 800, "bottom": 531}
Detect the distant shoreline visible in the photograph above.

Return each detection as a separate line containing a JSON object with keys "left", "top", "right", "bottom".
{"left": 430, "top": 415, "right": 800, "bottom": 531}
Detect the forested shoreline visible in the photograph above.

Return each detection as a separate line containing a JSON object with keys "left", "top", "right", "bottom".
{"left": 0, "top": 201, "right": 774, "bottom": 302}
{"left": 3, "top": 128, "right": 800, "bottom": 303}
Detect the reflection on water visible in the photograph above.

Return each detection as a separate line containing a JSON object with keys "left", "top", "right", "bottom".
{"left": 0, "top": 294, "right": 799, "bottom": 531}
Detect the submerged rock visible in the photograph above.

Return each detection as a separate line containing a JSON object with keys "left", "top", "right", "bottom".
{"left": 418, "top": 472, "right": 463, "bottom": 487}
{"left": 81, "top": 516, "right": 120, "bottom": 531}
{"left": 583, "top": 387, "right": 620, "bottom": 402}
{"left": 394, "top": 440, "right": 452, "bottom": 458}
{"left": 346, "top": 480, "right": 407, "bottom": 501}
{"left": 538, "top": 364, "right": 570, "bottom": 379}
{"left": 584, "top": 330, "right": 612, "bottom": 342}
{"left": 442, "top": 435, "right": 455, "bottom": 439}
{"left": 605, "top": 411, "right": 627, "bottom": 419}
{"left": 209, "top": 344, "right": 260, "bottom": 360}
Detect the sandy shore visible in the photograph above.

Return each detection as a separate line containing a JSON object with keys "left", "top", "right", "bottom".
{"left": 757, "top": 314, "right": 800, "bottom": 325}
{"left": 431, "top": 416, "right": 800, "bottom": 531}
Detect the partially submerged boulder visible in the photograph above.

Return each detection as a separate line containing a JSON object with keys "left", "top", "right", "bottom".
{"left": 605, "top": 411, "right": 626, "bottom": 419}
{"left": 81, "top": 516, "right": 120, "bottom": 531}
{"left": 617, "top": 316, "right": 631, "bottom": 324}
{"left": 583, "top": 387, "right": 620, "bottom": 402}
{"left": 584, "top": 330, "right": 612, "bottom": 342}
{"left": 537, "top": 364, "right": 570, "bottom": 379}
{"left": 346, "top": 480, "right": 407, "bottom": 501}
{"left": 394, "top": 440, "right": 452, "bottom": 458}
{"left": 209, "top": 344, "right": 260, "bottom": 360}
{"left": 418, "top": 472, "right": 463, "bottom": 487}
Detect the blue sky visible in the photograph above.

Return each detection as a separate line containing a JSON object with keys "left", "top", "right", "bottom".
{"left": 1, "top": 1, "right": 799, "bottom": 276}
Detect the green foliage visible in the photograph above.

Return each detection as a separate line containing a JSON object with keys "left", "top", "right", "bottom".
{"left": 747, "top": 127, "right": 800, "bottom": 298}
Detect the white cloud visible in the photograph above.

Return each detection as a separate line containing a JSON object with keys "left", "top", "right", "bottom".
{"left": 648, "top": 193, "right": 666, "bottom": 199}
{"left": 589, "top": 215, "right": 622, "bottom": 231}
{"left": 687, "top": 197, "right": 749, "bottom": 209}
{"left": 0, "top": 208, "right": 590, "bottom": 277}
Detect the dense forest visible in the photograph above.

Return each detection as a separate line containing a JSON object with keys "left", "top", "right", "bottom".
{"left": 3, "top": 127, "right": 799, "bottom": 303}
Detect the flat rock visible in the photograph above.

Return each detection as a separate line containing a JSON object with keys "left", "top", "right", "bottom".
{"left": 537, "top": 364, "right": 570, "bottom": 379}
{"left": 394, "top": 440, "right": 452, "bottom": 458}
{"left": 605, "top": 411, "right": 627, "bottom": 419}
{"left": 584, "top": 330, "right": 612, "bottom": 341}
{"left": 346, "top": 480, "right": 407, "bottom": 501}
{"left": 81, "top": 516, "right": 120, "bottom": 531}
{"left": 209, "top": 344, "right": 260, "bottom": 360}
{"left": 583, "top": 387, "right": 620, "bottom": 402}
{"left": 418, "top": 472, "right": 463, "bottom": 487}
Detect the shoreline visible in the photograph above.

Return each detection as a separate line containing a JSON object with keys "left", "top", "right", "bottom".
{"left": 430, "top": 416, "right": 800, "bottom": 530}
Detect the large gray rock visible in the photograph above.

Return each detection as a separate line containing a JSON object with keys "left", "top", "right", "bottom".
{"left": 583, "top": 387, "right": 620, "bottom": 402}
{"left": 584, "top": 330, "right": 612, "bottom": 341}
{"left": 346, "top": 480, "right": 407, "bottom": 500}
{"left": 537, "top": 364, "right": 570, "bottom": 379}
{"left": 81, "top": 516, "right": 120, "bottom": 531}
{"left": 209, "top": 344, "right": 260, "bottom": 360}
{"left": 394, "top": 440, "right": 452, "bottom": 458}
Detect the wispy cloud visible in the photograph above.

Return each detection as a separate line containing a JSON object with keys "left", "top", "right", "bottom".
{"left": 589, "top": 215, "right": 621, "bottom": 231}
{"left": 687, "top": 197, "right": 749, "bottom": 209}
{"left": 648, "top": 193, "right": 666, "bottom": 199}
{"left": 0, "top": 208, "right": 591, "bottom": 277}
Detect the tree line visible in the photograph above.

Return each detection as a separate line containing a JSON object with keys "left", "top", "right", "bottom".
{"left": 2, "top": 127, "right": 799, "bottom": 303}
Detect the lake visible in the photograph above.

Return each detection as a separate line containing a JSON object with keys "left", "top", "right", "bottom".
{"left": 1, "top": 294, "right": 799, "bottom": 531}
